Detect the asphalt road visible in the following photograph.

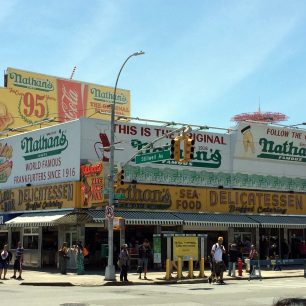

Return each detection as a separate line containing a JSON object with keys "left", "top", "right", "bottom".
{"left": 1, "top": 277, "right": 306, "bottom": 306}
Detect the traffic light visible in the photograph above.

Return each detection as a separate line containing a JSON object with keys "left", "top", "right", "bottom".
{"left": 170, "top": 136, "right": 181, "bottom": 161}
{"left": 183, "top": 136, "right": 195, "bottom": 162}
{"left": 116, "top": 169, "right": 125, "bottom": 185}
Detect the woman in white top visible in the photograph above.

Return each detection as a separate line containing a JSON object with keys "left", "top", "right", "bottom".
{"left": 0, "top": 244, "right": 11, "bottom": 280}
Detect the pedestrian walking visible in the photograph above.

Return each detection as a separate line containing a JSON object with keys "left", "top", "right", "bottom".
{"left": 228, "top": 243, "right": 240, "bottom": 277}
{"left": 118, "top": 244, "right": 129, "bottom": 282}
{"left": 248, "top": 244, "right": 258, "bottom": 273}
{"left": 270, "top": 243, "right": 282, "bottom": 271}
{"left": 58, "top": 242, "right": 69, "bottom": 275}
{"left": 11, "top": 241, "right": 24, "bottom": 280}
{"left": 209, "top": 236, "right": 226, "bottom": 285}
{"left": 138, "top": 238, "right": 152, "bottom": 279}
{"left": 0, "top": 244, "right": 12, "bottom": 280}
{"left": 76, "top": 242, "right": 84, "bottom": 275}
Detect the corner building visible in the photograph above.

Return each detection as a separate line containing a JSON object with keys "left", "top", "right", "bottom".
{"left": 0, "top": 117, "right": 305, "bottom": 268}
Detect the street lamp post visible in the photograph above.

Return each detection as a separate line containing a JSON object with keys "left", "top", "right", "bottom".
{"left": 104, "top": 51, "right": 144, "bottom": 281}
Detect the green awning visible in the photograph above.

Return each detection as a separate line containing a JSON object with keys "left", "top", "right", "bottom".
{"left": 87, "top": 209, "right": 183, "bottom": 225}
{"left": 248, "top": 215, "right": 306, "bottom": 228}
{"left": 172, "top": 212, "right": 260, "bottom": 228}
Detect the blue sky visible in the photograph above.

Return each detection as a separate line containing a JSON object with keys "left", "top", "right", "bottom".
{"left": 1, "top": 0, "right": 306, "bottom": 130}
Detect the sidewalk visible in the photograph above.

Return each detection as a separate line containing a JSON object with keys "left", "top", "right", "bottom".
{"left": 0, "top": 268, "right": 304, "bottom": 286}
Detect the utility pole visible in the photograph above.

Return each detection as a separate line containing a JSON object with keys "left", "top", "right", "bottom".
{"left": 104, "top": 51, "right": 144, "bottom": 281}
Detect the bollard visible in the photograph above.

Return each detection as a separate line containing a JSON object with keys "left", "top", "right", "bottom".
{"left": 232, "top": 262, "right": 236, "bottom": 277}
{"left": 188, "top": 257, "right": 194, "bottom": 279}
{"left": 165, "top": 259, "right": 171, "bottom": 280}
{"left": 199, "top": 257, "right": 205, "bottom": 278}
{"left": 177, "top": 257, "right": 182, "bottom": 280}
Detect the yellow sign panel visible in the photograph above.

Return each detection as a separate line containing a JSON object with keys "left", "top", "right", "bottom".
{"left": 173, "top": 236, "right": 198, "bottom": 261}
{"left": 87, "top": 84, "right": 130, "bottom": 119}
{"left": 0, "top": 182, "right": 80, "bottom": 212}
{"left": 206, "top": 189, "right": 306, "bottom": 215}
{"left": 0, "top": 88, "right": 16, "bottom": 132}
{"left": 0, "top": 67, "right": 130, "bottom": 132}
{"left": 115, "top": 184, "right": 205, "bottom": 211}
{"left": 115, "top": 184, "right": 306, "bottom": 215}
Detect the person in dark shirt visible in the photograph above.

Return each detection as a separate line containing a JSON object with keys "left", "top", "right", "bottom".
{"left": 270, "top": 243, "right": 281, "bottom": 271}
{"left": 11, "top": 241, "right": 24, "bottom": 280}
{"left": 138, "top": 239, "right": 152, "bottom": 280}
{"left": 227, "top": 243, "right": 240, "bottom": 277}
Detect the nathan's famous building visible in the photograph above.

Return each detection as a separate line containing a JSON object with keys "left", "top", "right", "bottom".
{"left": 0, "top": 68, "right": 305, "bottom": 268}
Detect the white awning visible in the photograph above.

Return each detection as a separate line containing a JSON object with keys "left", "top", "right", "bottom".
{"left": 5, "top": 210, "right": 75, "bottom": 227}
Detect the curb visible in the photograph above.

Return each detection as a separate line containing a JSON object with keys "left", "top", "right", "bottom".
{"left": 13, "top": 273, "right": 305, "bottom": 286}
{"left": 104, "top": 278, "right": 208, "bottom": 286}
{"left": 20, "top": 282, "right": 74, "bottom": 286}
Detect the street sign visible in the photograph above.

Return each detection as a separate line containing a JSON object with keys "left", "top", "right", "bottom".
{"left": 105, "top": 205, "right": 114, "bottom": 219}
{"left": 115, "top": 193, "right": 125, "bottom": 199}
{"left": 135, "top": 150, "right": 170, "bottom": 164}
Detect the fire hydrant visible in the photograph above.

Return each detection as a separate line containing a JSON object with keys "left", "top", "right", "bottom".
{"left": 237, "top": 258, "right": 243, "bottom": 276}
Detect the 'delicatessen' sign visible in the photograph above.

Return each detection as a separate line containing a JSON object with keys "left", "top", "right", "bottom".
{"left": 113, "top": 183, "right": 306, "bottom": 215}
{"left": 0, "top": 182, "right": 80, "bottom": 212}
{"left": 207, "top": 189, "right": 305, "bottom": 214}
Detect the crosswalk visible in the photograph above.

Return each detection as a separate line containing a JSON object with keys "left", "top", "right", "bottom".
{"left": 226, "top": 278, "right": 306, "bottom": 289}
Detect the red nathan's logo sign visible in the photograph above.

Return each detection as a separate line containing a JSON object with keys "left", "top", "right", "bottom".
{"left": 57, "top": 79, "right": 88, "bottom": 122}
{"left": 80, "top": 163, "right": 102, "bottom": 176}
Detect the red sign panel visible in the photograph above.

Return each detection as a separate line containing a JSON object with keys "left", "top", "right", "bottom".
{"left": 57, "top": 79, "right": 88, "bottom": 122}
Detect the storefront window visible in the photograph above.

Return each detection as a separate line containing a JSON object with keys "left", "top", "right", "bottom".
{"left": 233, "top": 232, "right": 252, "bottom": 255}
{"left": 23, "top": 227, "right": 39, "bottom": 249}
{"left": 11, "top": 230, "right": 21, "bottom": 248}
{"left": 0, "top": 231, "right": 8, "bottom": 249}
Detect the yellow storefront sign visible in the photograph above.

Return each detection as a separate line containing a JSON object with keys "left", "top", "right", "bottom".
{"left": 0, "top": 181, "right": 80, "bottom": 212}
{"left": 115, "top": 184, "right": 205, "bottom": 211}
{"left": 206, "top": 188, "right": 306, "bottom": 215}
{"left": 0, "top": 68, "right": 130, "bottom": 133}
{"left": 173, "top": 236, "right": 198, "bottom": 261}
{"left": 115, "top": 184, "right": 306, "bottom": 215}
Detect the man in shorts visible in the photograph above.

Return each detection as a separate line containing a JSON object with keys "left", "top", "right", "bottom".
{"left": 11, "top": 241, "right": 24, "bottom": 280}
{"left": 209, "top": 237, "right": 226, "bottom": 285}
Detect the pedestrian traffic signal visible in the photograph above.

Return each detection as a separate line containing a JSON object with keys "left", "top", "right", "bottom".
{"left": 183, "top": 136, "right": 195, "bottom": 162}
{"left": 116, "top": 169, "right": 125, "bottom": 185}
{"left": 170, "top": 137, "right": 181, "bottom": 161}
